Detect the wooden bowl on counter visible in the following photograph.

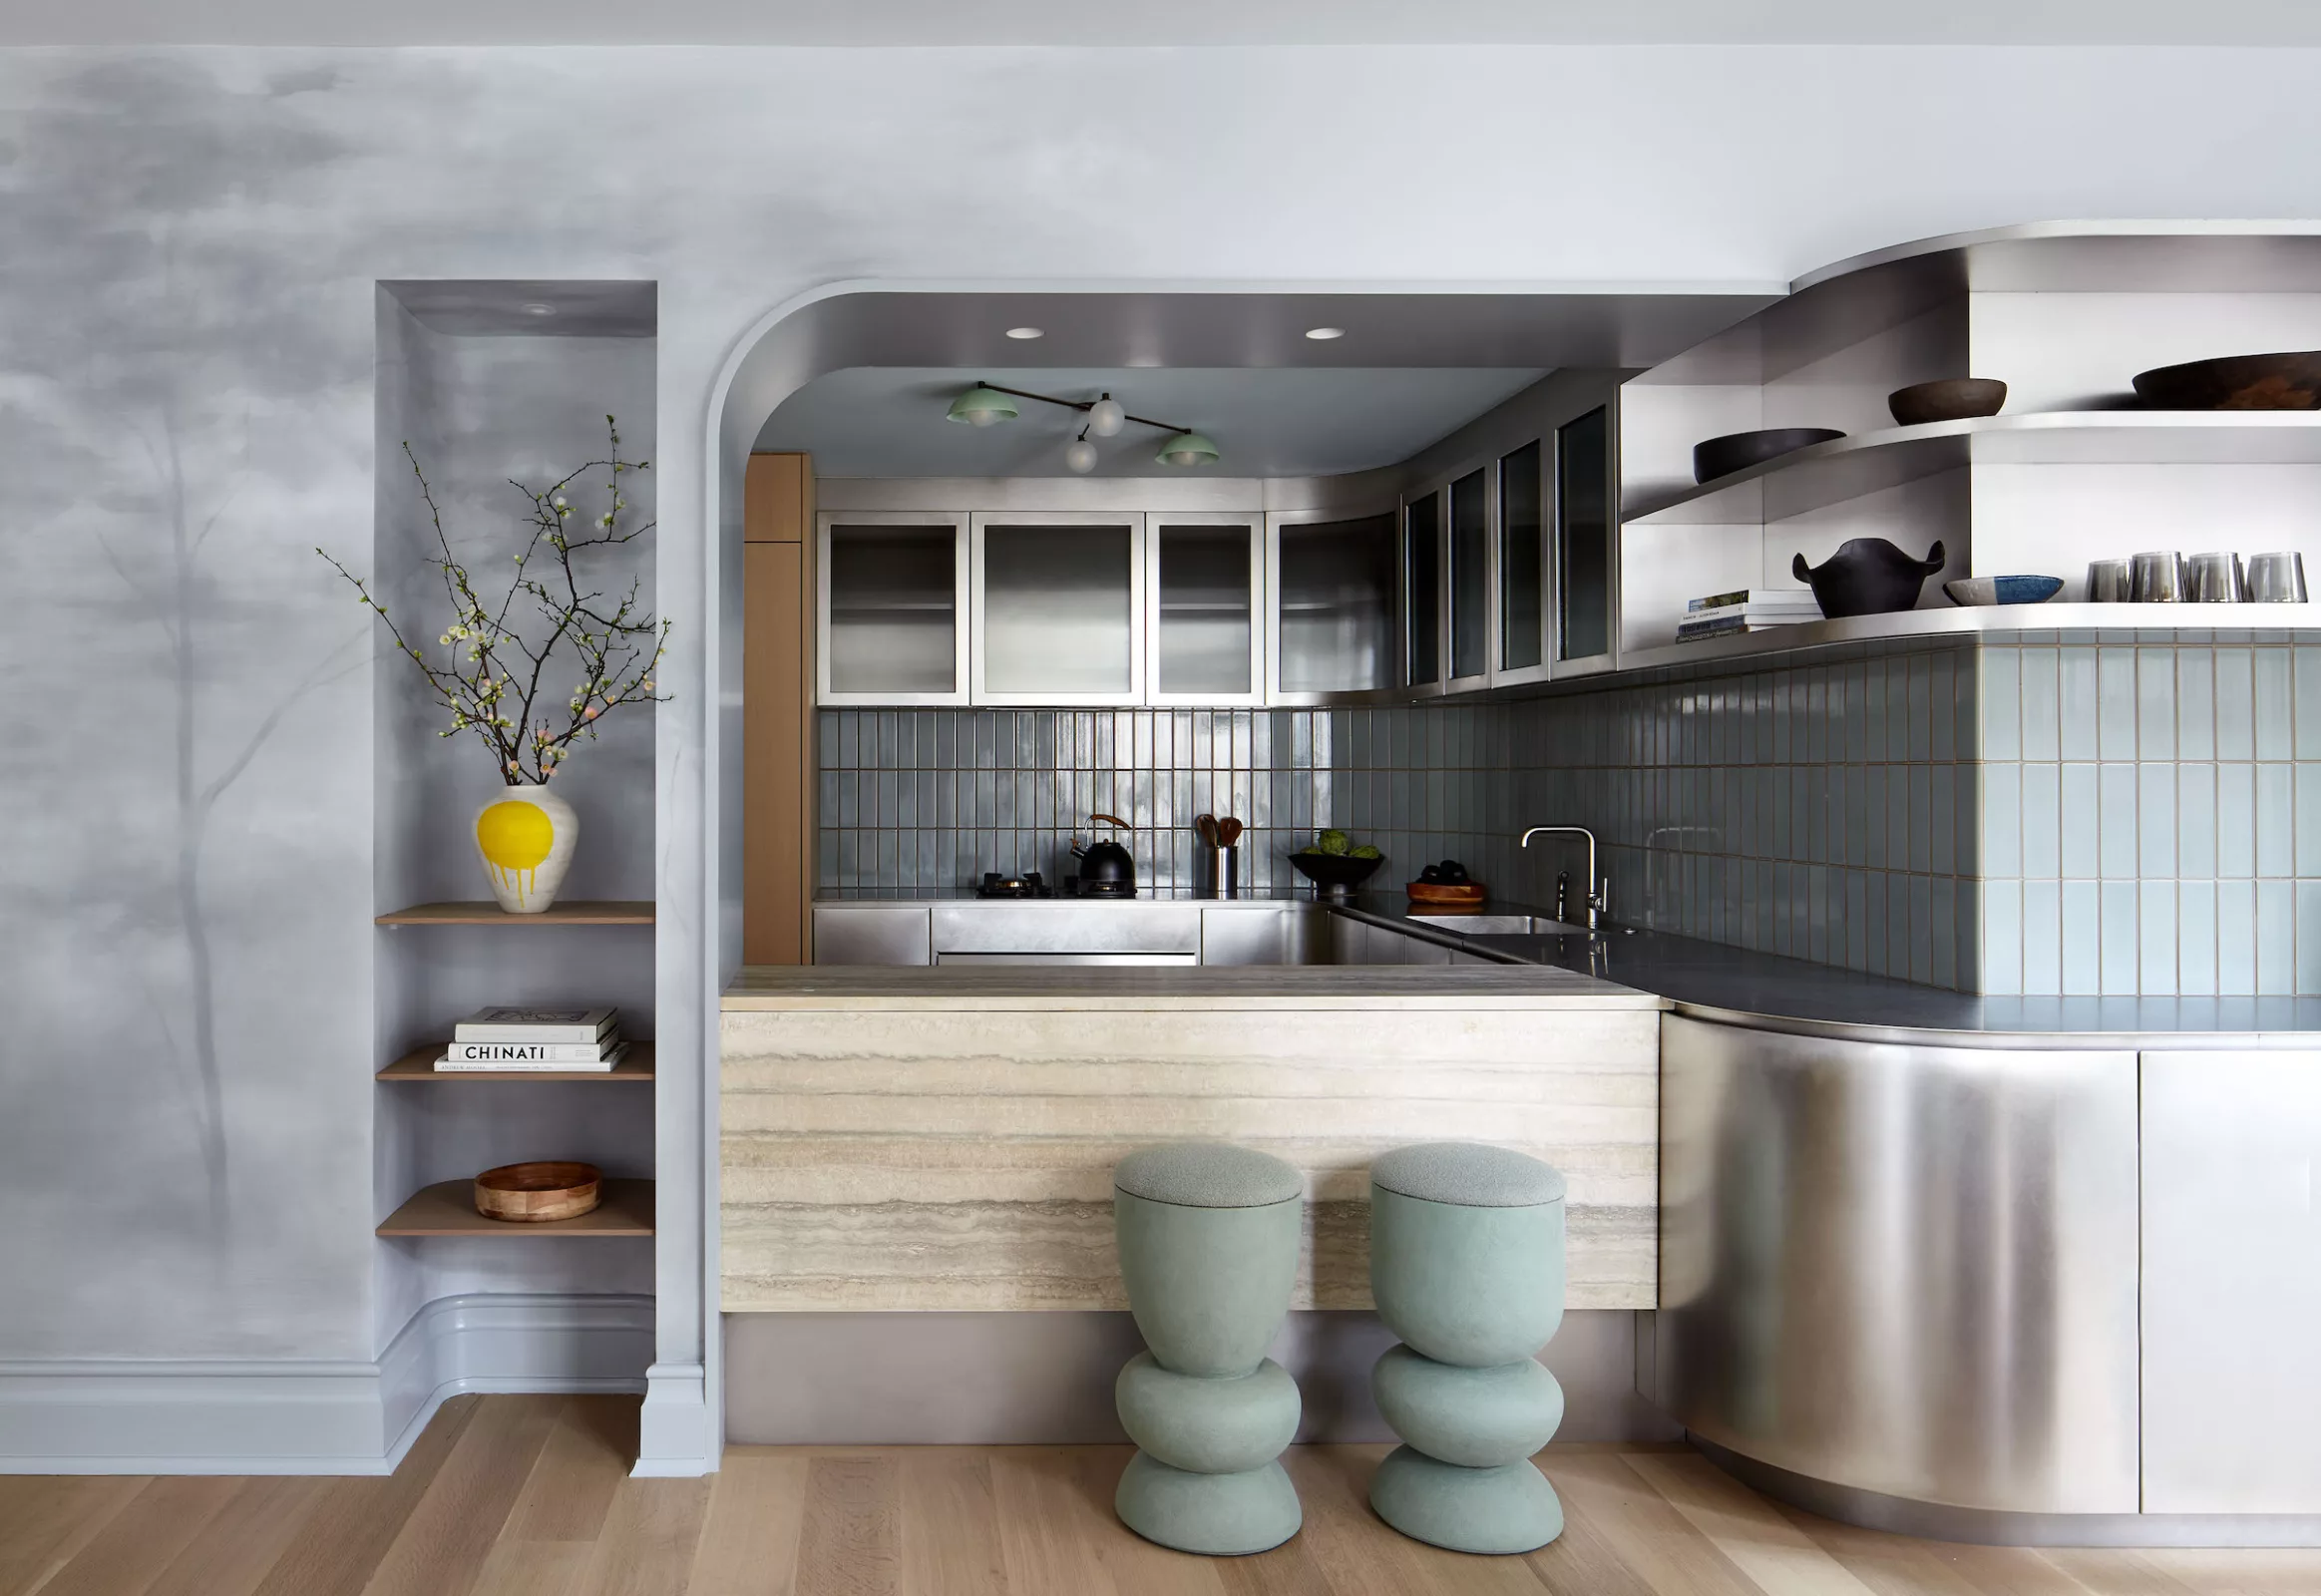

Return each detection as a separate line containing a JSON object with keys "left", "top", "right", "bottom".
{"left": 1406, "top": 880, "right": 1487, "bottom": 910}
{"left": 474, "top": 1161, "right": 601, "bottom": 1223}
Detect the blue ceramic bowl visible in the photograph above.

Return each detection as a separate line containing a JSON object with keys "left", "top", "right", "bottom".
{"left": 1944, "top": 576, "right": 2063, "bottom": 606}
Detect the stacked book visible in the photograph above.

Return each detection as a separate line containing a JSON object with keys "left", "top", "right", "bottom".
{"left": 436, "top": 1006, "right": 626, "bottom": 1072}
{"left": 1675, "top": 588, "right": 1823, "bottom": 642}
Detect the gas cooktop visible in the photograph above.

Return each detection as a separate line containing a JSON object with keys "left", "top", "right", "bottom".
{"left": 974, "top": 871, "right": 1054, "bottom": 899}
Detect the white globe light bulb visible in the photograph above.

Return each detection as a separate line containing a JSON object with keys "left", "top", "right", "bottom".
{"left": 1087, "top": 395, "right": 1125, "bottom": 437}
{"left": 967, "top": 408, "right": 1002, "bottom": 428}
{"left": 1064, "top": 438, "right": 1098, "bottom": 474}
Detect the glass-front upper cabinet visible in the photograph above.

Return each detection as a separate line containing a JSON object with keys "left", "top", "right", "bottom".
{"left": 818, "top": 512, "right": 969, "bottom": 705}
{"left": 1495, "top": 440, "right": 1551, "bottom": 687}
{"left": 1557, "top": 405, "right": 1616, "bottom": 667}
{"left": 1446, "top": 467, "right": 1492, "bottom": 692}
{"left": 1148, "top": 516, "right": 1264, "bottom": 707}
{"left": 1267, "top": 510, "right": 1401, "bottom": 701}
{"left": 1403, "top": 490, "right": 1442, "bottom": 692}
{"left": 969, "top": 513, "right": 1146, "bottom": 705}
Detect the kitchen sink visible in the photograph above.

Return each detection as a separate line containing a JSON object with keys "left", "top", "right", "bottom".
{"left": 1404, "top": 914, "right": 1588, "bottom": 937}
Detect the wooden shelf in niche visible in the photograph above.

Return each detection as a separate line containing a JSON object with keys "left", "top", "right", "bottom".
{"left": 377, "top": 1042, "right": 655, "bottom": 1083}
{"left": 376, "top": 901, "right": 656, "bottom": 926}
{"left": 378, "top": 1178, "right": 654, "bottom": 1237}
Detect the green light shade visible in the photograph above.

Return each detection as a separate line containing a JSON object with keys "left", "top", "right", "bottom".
{"left": 946, "top": 385, "right": 1019, "bottom": 426}
{"left": 1157, "top": 431, "right": 1220, "bottom": 467}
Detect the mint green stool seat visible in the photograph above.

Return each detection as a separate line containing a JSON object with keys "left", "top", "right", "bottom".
{"left": 1113, "top": 1142, "right": 1305, "bottom": 1555}
{"left": 1366, "top": 1142, "right": 1566, "bottom": 1554}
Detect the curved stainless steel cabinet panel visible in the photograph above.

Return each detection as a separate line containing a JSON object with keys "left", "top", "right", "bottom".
{"left": 813, "top": 904, "right": 934, "bottom": 966}
{"left": 1655, "top": 1014, "right": 2139, "bottom": 1514}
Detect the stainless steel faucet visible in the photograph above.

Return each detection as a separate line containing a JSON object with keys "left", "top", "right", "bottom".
{"left": 1520, "top": 826, "right": 1608, "bottom": 932}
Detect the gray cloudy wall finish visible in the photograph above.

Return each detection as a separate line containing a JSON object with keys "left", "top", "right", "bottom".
{"left": 5, "top": 46, "right": 2321, "bottom": 1381}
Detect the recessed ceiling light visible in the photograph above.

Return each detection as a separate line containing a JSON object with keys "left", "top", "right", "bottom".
{"left": 520, "top": 301, "right": 557, "bottom": 317}
{"left": 1005, "top": 326, "right": 1044, "bottom": 340}
{"left": 1305, "top": 326, "right": 1345, "bottom": 341}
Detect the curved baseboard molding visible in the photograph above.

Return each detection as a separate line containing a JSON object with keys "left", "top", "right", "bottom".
{"left": 0, "top": 1292, "right": 653, "bottom": 1475}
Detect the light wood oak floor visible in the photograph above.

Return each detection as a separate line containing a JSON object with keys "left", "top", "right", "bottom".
{"left": 2, "top": 1396, "right": 2315, "bottom": 1595}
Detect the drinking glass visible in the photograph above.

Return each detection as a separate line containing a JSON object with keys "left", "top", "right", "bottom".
{"left": 2130, "top": 551, "right": 2186, "bottom": 602}
{"left": 2245, "top": 552, "right": 2309, "bottom": 603}
{"left": 2085, "top": 559, "right": 2132, "bottom": 602}
{"left": 2185, "top": 552, "right": 2246, "bottom": 603}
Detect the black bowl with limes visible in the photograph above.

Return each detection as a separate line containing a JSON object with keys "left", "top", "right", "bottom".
{"left": 1289, "top": 852, "right": 1383, "bottom": 894}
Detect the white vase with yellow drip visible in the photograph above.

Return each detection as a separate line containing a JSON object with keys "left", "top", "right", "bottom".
{"left": 475, "top": 784, "right": 578, "bottom": 914}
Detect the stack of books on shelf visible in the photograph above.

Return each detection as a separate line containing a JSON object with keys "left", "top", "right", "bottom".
{"left": 1675, "top": 588, "right": 1824, "bottom": 642}
{"left": 436, "top": 1006, "right": 626, "bottom": 1072}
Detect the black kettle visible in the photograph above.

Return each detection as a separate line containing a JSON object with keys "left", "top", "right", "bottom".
{"left": 1792, "top": 538, "right": 1947, "bottom": 618}
{"left": 1072, "top": 813, "right": 1137, "bottom": 899}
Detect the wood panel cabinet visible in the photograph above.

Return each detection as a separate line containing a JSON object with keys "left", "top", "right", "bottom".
{"left": 745, "top": 453, "right": 817, "bottom": 966}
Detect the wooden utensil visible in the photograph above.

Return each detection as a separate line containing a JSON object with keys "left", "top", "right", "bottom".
{"left": 474, "top": 1160, "right": 601, "bottom": 1223}
{"left": 1195, "top": 814, "right": 1219, "bottom": 847}
{"left": 1217, "top": 817, "right": 1244, "bottom": 847}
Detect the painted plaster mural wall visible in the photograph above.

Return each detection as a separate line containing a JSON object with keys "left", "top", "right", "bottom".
{"left": 4, "top": 44, "right": 2321, "bottom": 1388}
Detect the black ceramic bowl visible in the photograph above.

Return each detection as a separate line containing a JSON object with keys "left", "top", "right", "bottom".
{"left": 2132, "top": 351, "right": 2321, "bottom": 410}
{"left": 1289, "top": 852, "right": 1382, "bottom": 893}
{"left": 1693, "top": 427, "right": 1845, "bottom": 485}
{"left": 1888, "top": 378, "right": 2008, "bottom": 427}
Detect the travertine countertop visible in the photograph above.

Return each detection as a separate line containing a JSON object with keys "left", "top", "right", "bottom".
{"left": 721, "top": 962, "right": 1660, "bottom": 1009}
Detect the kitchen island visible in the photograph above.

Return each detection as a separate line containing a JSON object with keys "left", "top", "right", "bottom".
{"left": 720, "top": 963, "right": 1662, "bottom": 1314}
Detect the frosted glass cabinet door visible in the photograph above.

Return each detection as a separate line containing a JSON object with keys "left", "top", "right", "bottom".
{"left": 1447, "top": 466, "right": 1492, "bottom": 690}
{"left": 1404, "top": 490, "right": 1442, "bottom": 690}
{"left": 970, "top": 514, "right": 1145, "bottom": 705}
{"left": 818, "top": 513, "right": 969, "bottom": 704}
{"left": 1149, "top": 516, "right": 1264, "bottom": 706}
{"left": 1556, "top": 405, "right": 1615, "bottom": 666}
{"left": 1267, "top": 510, "right": 1399, "bottom": 701}
{"left": 1496, "top": 440, "right": 1550, "bottom": 686}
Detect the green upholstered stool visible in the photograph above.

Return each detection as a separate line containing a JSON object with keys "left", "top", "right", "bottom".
{"left": 1365, "top": 1141, "right": 1566, "bottom": 1555}
{"left": 1112, "top": 1142, "right": 1305, "bottom": 1555}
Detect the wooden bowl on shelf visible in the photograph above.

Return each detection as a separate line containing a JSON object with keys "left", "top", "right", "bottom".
{"left": 474, "top": 1161, "right": 601, "bottom": 1223}
{"left": 1406, "top": 880, "right": 1487, "bottom": 910}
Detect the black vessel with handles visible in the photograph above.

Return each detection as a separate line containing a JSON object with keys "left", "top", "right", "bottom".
{"left": 1071, "top": 813, "right": 1138, "bottom": 899}
{"left": 1791, "top": 538, "right": 1947, "bottom": 618}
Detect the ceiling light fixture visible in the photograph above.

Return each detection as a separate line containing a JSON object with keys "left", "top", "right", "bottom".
{"left": 944, "top": 381, "right": 1217, "bottom": 468}
{"left": 1005, "top": 326, "right": 1044, "bottom": 340}
{"left": 520, "top": 302, "right": 558, "bottom": 317}
{"left": 945, "top": 384, "right": 1020, "bottom": 427}
{"left": 1304, "top": 326, "right": 1345, "bottom": 340}
{"left": 1156, "top": 431, "right": 1221, "bottom": 468}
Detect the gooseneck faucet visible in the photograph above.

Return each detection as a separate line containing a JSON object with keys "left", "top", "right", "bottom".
{"left": 1521, "top": 826, "right": 1608, "bottom": 932}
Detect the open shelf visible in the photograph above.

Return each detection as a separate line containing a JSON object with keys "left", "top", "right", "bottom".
{"left": 378, "top": 1042, "right": 655, "bottom": 1082}
{"left": 376, "top": 901, "right": 656, "bottom": 926}
{"left": 378, "top": 1178, "right": 655, "bottom": 1237}
{"left": 1626, "top": 413, "right": 2321, "bottom": 527}
{"left": 1615, "top": 602, "right": 2321, "bottom": 673}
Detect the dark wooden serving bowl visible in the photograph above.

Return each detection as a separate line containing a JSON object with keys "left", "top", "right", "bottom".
{"left": 1692, "top": 427, "right": 1845, "bottom": 484}
{"left": 1888, "top": 378, "right": 2007, "bottom": 426}
{"left": 2133, "top": 351, "right": 2321, "bottom": 410}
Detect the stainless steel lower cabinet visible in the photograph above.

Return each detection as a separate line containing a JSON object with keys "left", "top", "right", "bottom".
{"left": 2141, "top": 1050, "right": 2321, "bottom": 1515}
{"left": 1653, "top": 1014, "right": 2140, "bottom": 1516}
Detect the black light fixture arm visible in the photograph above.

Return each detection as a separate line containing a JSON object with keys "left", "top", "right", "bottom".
{"left": 967, "top": 381, "right": 1193, "bottom": 438}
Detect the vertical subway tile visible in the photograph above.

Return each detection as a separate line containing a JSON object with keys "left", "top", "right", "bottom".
{"left": 2214, "top": 647, "right": 2255, "bottom": 760}
{"left": 2140, "top": 883, "right": 2178, "bottom": 997}
{"left": 2099, "top": 647, "right": 2137, "bottom": 760}
{"left": 2021, "top": 763, "right": 2061, "bottom": 879}
{"left": 2137, "top": 646, "right": 2176, "bottom": 761}
{"left": 1863, "top": 871, "right": 1888, "bottom": 975}
{"left": 2178, "top": 881, "right": 2217, "bottom": 998}
{"left": 1930, "top": 652, "right": 1956, "bottom": 763}
{"left": 1983, "top": 764, "right": 2022, "bottom": 878}
{"left": 2022, "top": 646, "right": 2061, "bottom": 762}
{"left": 2174, "top": 648, "right": 2213, "bottom": 762}
{"left": 1908, "top": 654, "right": 1933, "bottom": 763}
{"left": 2300, "top": 882, "right": 2321, "bottom": 996}
{"left": 1886, "top": 660, "right": 1911, "bottom": 762}
{"left": 1929, "top": 877, "right": 1956, "bottom": 989}
{"left": 1908, "top": 875, "right": 1934, "bottom": 984}
{"left": 2060, "top": 646, "right": 2100, "bottom": 761}
{"left": 2100, "top": 881, "right": 2139, "bottom": 995}
{"left": 2060, "top": 765, "right": 2100, "bottom": 878}
{"left": 2177, "top": 764, "right": 2216, "bottom": 880}
{"left": 2258, "top": 880, "right": 2296, "bottom": 994}
{"left": 2023, "top": 880, "right": 2063, "bottom": 995}
{"left": 2217, "top": 763, "right": 2256, "bottom": 877}
{"left": 2062, "top": 880, "right": 2103, "bottom": 994}
{"left": 1981, "top": 647, "right": 2021, "bottom": 760}
{"left": 2256, "top": 647, "right": 2295, "bottom": 760}
{"left": 2138, "top": 763, "right": 2176, "bottom": 879}
{"left": 2299, "top": 764, "right": 2321, "bottom": 876}
{"left": 1983, "top": 879, "right": 2024, "bottom": 995}
{"left": 2099, "top": 764, "right": 2138, "bottom": 880}
{"left": 2217, "top": 879, "right": 2258, "bottom": 996}
{"left": 2257, "top": 763, "right": 2294, "bottom": 877}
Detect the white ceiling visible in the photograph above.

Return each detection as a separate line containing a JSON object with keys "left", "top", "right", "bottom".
{"left": 757, "top": 367, "right": 1550, "bottom": 479}
{"left": 13, "top": 0, "right": 2321, "bottom": 44}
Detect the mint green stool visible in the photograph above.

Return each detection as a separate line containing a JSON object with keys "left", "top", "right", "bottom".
{"left": 1366, "top": 1142, "right": 1566, "bottom": 1554}
{"left": 1112, "top": 1142, "right": 1304, "bottom": 1555}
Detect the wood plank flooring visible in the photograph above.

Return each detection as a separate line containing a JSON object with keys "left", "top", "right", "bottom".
{"left": 0, "top": 1396, "right": 2313, "bottom": 1595}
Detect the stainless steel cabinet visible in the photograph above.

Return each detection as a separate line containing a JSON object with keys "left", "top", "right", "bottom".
{"left": 1148, "top": 516, "right": 1264, "bottom": 706}
{"left": 2140, "top": 1049, "right": 2321, "bottom": 1514}
{"left": 1266, "top": 509, "right": 1401, "bottom": 702}
{"left": 1496, "top": 439, "right": 1551, "bottom": 687}
{"left": 818, "top": 513, "right": 969, "bottom": 705}
{"left": 969, "top": 513, "right": 1146, "bottom": 706}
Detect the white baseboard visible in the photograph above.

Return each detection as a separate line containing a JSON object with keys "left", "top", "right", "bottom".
{"left": 633, "top": 1361, "right": 711, "bottom": 1476}
{"left": 0, "top": 1293, "right": 654, "bottom": 1474}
